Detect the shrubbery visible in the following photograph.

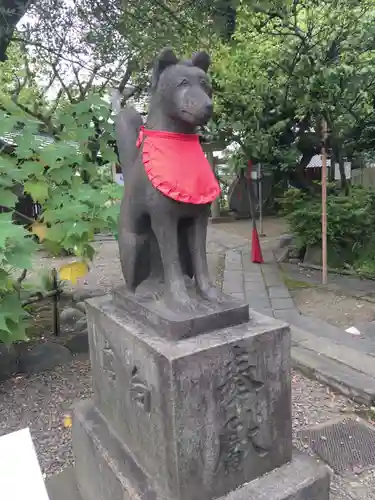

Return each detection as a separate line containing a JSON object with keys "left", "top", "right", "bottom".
{"left": 280, "top": 185, "right": 375, "bottom": 271}
{"left": 0, "top": 93, "right": 122, "bottom": 344}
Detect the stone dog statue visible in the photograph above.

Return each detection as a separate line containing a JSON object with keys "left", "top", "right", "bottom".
{"left": 113, "top": 48, "right": 221, "bottom": 311}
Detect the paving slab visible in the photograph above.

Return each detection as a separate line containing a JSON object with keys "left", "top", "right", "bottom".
{"left": 263, "top": 274, "right": 283, "bottom": 287}
{"left": 256, "top": 308, "right": 275, "bottom": 318}
{"left": 270, "top": 298, "right": 295, "bottom": 311}
{"left": 245, "top": 289, "right": 269, "bottom": 300}
{"left": 223, "top": 270, "right": 244, "bottom": 281}
{"left": 273, "top": 310, "right": 299, "bottom": 321}
{"left": 268, "top": 286, "right": 291, "bottom": 299}
{"left": 246, "top": 299, "right": 270, "bottom": 310}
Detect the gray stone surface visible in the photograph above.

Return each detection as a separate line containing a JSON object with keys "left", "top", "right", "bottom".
{"left": 75, "top": 301, "right": 87, "bottom": 313}
{"left": 278, "top": 234, "right": 294, "bottom": 249}
{"left": 72, "top": 290, "right": 105, "bottom": 302}
{"left": 292, "top": 344, "right": 375, "bottom": 406}
{"left": 47, "top": 467, "right": 82, "bottom": 500}
{"left": 268, "top": 286, "right": 291, "bottom": 300}
{"left": 288, "top": 313, "right": 375, "bottom": 356}
{"left": 225, "top": 239, "right": 375, "bottom": 406}
{"left": 79, "top": 296, "right": 292, "bottom": 500}
{"left": 245, "top": 284, "right": 268, "bottom": 296}
{"left": 60, "top": 307, "right": 85, "bottom": 324}
{"left": 65, "top": 331, "right": 89, "bottom": 354}
{"left": 48, "top": 450, "right": 330, "bottom": 500}
{"left": 113, "top": 286, "right": 249, "bottom": 340}
{"left": 248, "top": 298, "right": 271, "bottom": 312}
{"left": 75, "top": 317, "right": 88, "bottom": 332}
{"left": 225, "top": 250, "right": 243, "bottom": 270}
{"left": 273, "top": 309, "right": 298, "bottom": 321}
{"left": 18, "top": 343, "right": 72, "bottom": 374}
{"left": 256, "top": 308, "right": 274, "bottom": 318}
{"left": 0, "top": 344, "right": 18, "bottom": 381}
{"left": 304, "top": 245, "right": 322, "bottom": 266}
{"left": 262, "top": 274, "right": 282, "bottom": 287}
{"left": 293, "top": 328, "right": 375, "bottom": 379}
{"left": 221, "top": 451, "right": 330, "bottom": 500}
{"left": 270, "top": 298, "right": 295, "bottom": 311}
{"left": 274, "top": 246, "right": 290, "bottom": 263}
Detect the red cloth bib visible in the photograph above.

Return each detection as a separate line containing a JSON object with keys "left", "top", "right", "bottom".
{"left": 136, "top": 126, "right": 221, "bottom": 204}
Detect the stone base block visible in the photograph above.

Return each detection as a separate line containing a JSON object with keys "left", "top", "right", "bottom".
{"left": 49, "top": 421, "right": 329, "bottom": 500}
{"left": 113, "top": 285, "right": 250, "bottom": 340}
{"left": 85, "top": 296, "right": 292, "bottom": 500}
{"left": 69, "top": 400, "right": 330, "bottom": 500}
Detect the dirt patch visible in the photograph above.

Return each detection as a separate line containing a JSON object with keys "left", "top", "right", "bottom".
{"left": 291, "top": 287, "right": 375, "bottom": 328}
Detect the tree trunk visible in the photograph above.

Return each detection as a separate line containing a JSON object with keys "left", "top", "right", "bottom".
{"left": 333, "top": 143, "right": 349, "bottom": 194}
{"left": 0, "top": 0, "right": 33, "bottom": 61}
{"left": 292, "top": 152, "right": 315, "bottom": 193}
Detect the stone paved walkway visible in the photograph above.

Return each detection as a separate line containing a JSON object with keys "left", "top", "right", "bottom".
{"left": 222, "top": 246, "right": 295, "bottom": 318}
{"left": 211, "top": 222, "right": 375, "bottom": 408}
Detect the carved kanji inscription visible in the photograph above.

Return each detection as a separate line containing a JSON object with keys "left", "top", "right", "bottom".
{"left": 215, "top": 344, "right": 269, "bottom": 475}
{"left": 130, "top": 366, "right": 151, "bottom": 413}
{"left": 102, "top": 347, "right": 116, "bottom": 382}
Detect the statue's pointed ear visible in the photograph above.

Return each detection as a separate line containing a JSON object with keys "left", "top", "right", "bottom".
{"left": 152, "top": 48, "right": 178, "bottom": 88}
{"left": 192, "top": 51, "right": 210, "bottom": 73}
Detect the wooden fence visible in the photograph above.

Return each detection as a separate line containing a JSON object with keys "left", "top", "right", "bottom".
{"left": 352, "top": 168, "right": 375, "bottom": 188}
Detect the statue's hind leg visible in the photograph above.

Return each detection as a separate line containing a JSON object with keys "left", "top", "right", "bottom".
{"left": 118, "top": 197, "right": 151, "bottom": 291}
{"left": 118, "top": 226, "right": 149, "bottom": 292}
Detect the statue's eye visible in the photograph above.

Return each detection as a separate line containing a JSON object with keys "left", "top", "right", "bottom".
{"left": 201, "top": 79, "right": 212, "bottom": 95}
{"left": 179, "top": 78, "right": 189, "bottom": 86}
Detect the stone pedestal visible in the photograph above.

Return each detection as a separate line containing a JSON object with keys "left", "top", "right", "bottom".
{"left": 47, "top": 293, "right": 330, "bottom": 500}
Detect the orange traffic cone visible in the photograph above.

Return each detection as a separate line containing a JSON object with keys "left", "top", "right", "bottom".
{"left": 251, "top": 225, "right": 264, "bottom": 264}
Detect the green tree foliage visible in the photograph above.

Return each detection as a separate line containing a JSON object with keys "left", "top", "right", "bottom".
{"left": 0, "top": 41, "right": 47, "bottom": 110}
{"left": 212, "top": 0, "right": 375, "bottom": 186}
{"left": 0, "top": 93, "right": 121, "bottom": 344}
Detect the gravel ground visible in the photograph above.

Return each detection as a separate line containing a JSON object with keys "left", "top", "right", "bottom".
{"left": 30, "top": 238, "right": 221, "bottom": 299}
{"left": 292, "top": 287, "right": 375, "bottom": 328}
{"left": 2, "top": 219, "right": 374, "bottom": 497}
{"left": 0, "top": 359, "right": 372, "bottom": 498}
{"left": 0, "top": 355, "right": 92, "bottom": 477}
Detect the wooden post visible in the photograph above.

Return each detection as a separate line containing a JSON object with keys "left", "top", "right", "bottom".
{"left": 321, "top": 120, "right": 328, "bottom": 285}
{"left": 207, "top": 148, "right": 220, "bottom": 219}
{"left": 257, "top": 163, "right": 265, "bottom": 236}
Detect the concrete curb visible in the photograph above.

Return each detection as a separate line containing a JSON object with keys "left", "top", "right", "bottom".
{"left": 292, "top": 344, "right": 375, "bottom": 407}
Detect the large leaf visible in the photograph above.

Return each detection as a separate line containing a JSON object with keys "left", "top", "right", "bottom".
{"left": 0, "top": 215, "right": 27, "bottom": 248}
{"left": 30, "top": 222, "right": 47, "bottom": 241}
{"left": 5, "top": 239, "right": 37, "bottom": 269}
{"left": 0, "top": 189, "right": 18, "bottom": 208}
{"left": 22, "top": 160, "right": 45, "bottom": 178}
{"left": 59, "top": 261, "right": 89, "bottom": 284}
{"left": 24, "top": 179, "right": 49, "bottom": 202}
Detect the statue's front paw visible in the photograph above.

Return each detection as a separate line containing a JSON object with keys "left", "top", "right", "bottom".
{"left": 199, "top": 285, "right": 223, "bottom": 303}
{"left": 165, "top": 292, "right": 197, "bottom": 312}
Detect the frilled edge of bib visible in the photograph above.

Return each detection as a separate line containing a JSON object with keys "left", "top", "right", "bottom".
{"left": 139, "top": 128, "right": 221, "bottom": 204}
